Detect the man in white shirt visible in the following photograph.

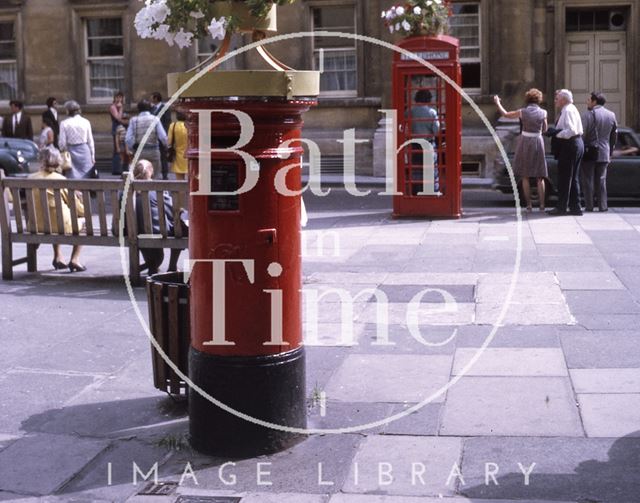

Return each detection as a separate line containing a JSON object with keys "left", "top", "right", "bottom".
{"left": 547, "top": 89, "right": 584, "bottom": 216}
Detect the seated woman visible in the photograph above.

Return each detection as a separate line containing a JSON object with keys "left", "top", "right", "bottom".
{"left": 130, "top": 160, "right": 186, "bottom": 275}
{"left": 29, "top": 146, "right": 86, "bottom": 272}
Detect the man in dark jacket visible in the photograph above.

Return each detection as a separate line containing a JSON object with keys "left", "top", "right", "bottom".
{"left": 41, "top": 97, "right": 60, "bottom": 148}
{"left": 580, "top": 92, "right": 617, "bottom": 212}
{"left": 151, "top": 92, "right": 172, "bottom": 180}
{"left": 2, "top": 100, "right": 34, "bottom": 140}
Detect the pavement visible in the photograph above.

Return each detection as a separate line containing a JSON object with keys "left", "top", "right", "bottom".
{"left": 1, "top": 188, "right": 640, "bottom": 502}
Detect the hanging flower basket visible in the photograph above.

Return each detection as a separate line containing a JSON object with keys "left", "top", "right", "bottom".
{"left": 135, "top": 0, "right": 295, "bottom": 48}
{"left": 382, "top": 0, "right": 451, "bottom": 37}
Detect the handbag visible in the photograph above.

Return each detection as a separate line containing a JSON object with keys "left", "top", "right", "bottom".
{"left": 583, "top": 110, "right": 599, "bottom": 162}
{"left": 166, "top": 123, "right": 177, "bottom": 163}
{"left": 61, "top": 150, "right": 72, "bottom": 172}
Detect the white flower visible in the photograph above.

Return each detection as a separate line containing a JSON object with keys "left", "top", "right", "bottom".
{"left": 134, "top": 1, "right": 170, "bottom": 38}
{"left": 190, "top": 10, "right": 205, "bottom": 19}
{"left": 134, "top": 7, "right": 155, "bottom": 38}
{"left": 208, "top": 17, "right": 227, "bottom": 41}
{"left": 413, "top": 6, "right": 422, "bottom": 15}
{"left": 402, "top": 20, "right": 411, "bottom": 31}
{"left": 173, "top": 28, "right": 194, "bottom": 49}
{"left": 151, "top": 23, "right": 170, "bottom": 41}
{"left": 147, "top": 1, "right": 170, "bottom": 24}
{"left": 389, "top": 24, "right": 395, "bottom": 33}
{"left": 385, "top": 9, "right": 395, "bottom": 20}
{"left": 395, "top": 22, "right": 401, "bottom": 31}
{"left": 396, "top": 6, "right": 405, "bottom": 15}
{"left": 381, "top": 10, "right": 386, "bottom": 18}
{"left": 434, "top": 0, "right": 442, "bottom": 4}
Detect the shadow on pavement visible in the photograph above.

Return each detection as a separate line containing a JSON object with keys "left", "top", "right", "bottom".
{"left": 462, "top": 432, "right": 640, "bottom": 502}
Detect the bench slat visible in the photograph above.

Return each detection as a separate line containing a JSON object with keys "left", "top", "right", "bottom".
{"left": 110, "top": 190, "right": 120, "bottom": 236}
{"left": 96, "top": 190, "right": 108, "bottom": 237}
{"left": 53, "top": 189, "right": 65, "bottom": 235}
{"left": 38, "top": 187, "right": 53, "bottom": 234}
{"left": 156, "top": 190, "right": 168, "bottom": 238}
{"left": 68, "top": 189, "right": 80, "bottom": 235}
{"left": 25, "top": 188, "right": 38, "bottom": 234}
{"left": 140, "top": 191, "right": 152, "bottom": 235}
{"left": 10, "top": 188, "right": 23, "bottom": 233}
{"left": 82, "top": 191, "right": 93, "bottom": 236}
{"left": 172, "top": 191, "right": 184, "bottom": 238}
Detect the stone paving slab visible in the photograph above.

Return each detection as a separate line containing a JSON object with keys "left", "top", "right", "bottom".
{"left": 475, "top": 303, "right": 574, "bottom": 326}
{"left": 452, "top": 348, "right": 567, "bottom": 377}
{"left": 570, "top": 368, "right": 640, "bottom": 393}
{"left": 162, "top": 434, "right": 363, "bottom": 495}
{"left": 0, "top": 433, "right": 109, "bottom": 496}
{"left": 59, "top": 438, "right": 174, "bottom": 501}
{"left": 534, "top": 244, "right": 602, "bottom": 257}
{"left": 381, "top": 273, "right": 479, "bottom": 285}
{"left": 454, "top": 325, "right": 560, "bottom": 348}
{"left": 341, "top": 435, "right": 462, "bottom": 497}
{"left": 459, "top": 436, "right": 640, "bottom": 502}
{"left": 307, "top": 401, "right": 392, "bottom": 433}
{"left": 560, "top": 331, "right": 640, "bottom": 368}
{"left": 440, "top": 377, "right": 583, "bottom": 437}
{"left": 565, "top": 313, "right": 640, "bottom": 330}
{"left": 330, "top": 496, "right": 572, "bottom": 503}
{"left": 324, "top": 354, "right": 453, "bottom": 403}
{"left": 358, "top": 302, "right": 476, "bottom": 326}
{"left": 539, "top": 255, "right": 613, "bottom": 272}
{"left": 555, "top": 271, "right": 625, "bottom": 290}
{"left": 563, "top": 290, "right": 640, "bottom": 314}
{"left": 352, "top": 324, "right": 457, "bottom": 355}
{"left": 382, "top": 403, "right": 441, "bottom": 436}
{"left": 374, "top": 284, "right": 476, "bottom": 303}
{"left": 0, "top": 370, "right": 96, "bottom": 435}
{"left": 577, "top": 394, "right": 640, "bottom": 437}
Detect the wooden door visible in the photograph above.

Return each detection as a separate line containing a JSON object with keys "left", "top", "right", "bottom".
{"left": 566, "top": 31, "right": 626, "bottom": 124}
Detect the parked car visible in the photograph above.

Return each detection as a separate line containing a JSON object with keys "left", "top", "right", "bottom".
{"left": 0, "top": 138, "right": 40, "bottom": 177}
{"left": 494, "top": 126, "right": 640, "bottom": 202}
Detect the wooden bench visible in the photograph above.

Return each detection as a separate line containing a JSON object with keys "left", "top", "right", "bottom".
{"left": 0, "top": 170, "right": 189, "bottom": 285}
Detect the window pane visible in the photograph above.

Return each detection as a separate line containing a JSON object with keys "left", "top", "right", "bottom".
{"left": 461, "top": 62, "right": 481, "bottom": 88}
{"left": 89, "top": 59, "right": 124, "bottom": 99}
{"left": 0, "top": 22, "right": 15, "bottom": 59}
{"left": 315, "top": 49, "right": 356, "bottom": 92}
{"left": 87, "top": 18, "right": 122, "bottom": 38}
{"left": 0, "top": 62, "right": 17, "bottom": 100}
{"left": 450, "top": 2, "right": 481, "bottom": 88}
{"left": 313, "top": 6, "right": 355, "bottom": 49}
{"left": 88, "top": 38, "right": 123, "bottom": 57}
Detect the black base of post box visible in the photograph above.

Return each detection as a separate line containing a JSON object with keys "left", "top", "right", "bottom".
{"left": 188, "top": 346, "right": 306, "bottom": 458}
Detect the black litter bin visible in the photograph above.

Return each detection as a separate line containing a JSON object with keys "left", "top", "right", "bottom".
{"left": 146, "top": 272, "right": 190, "bottom": 396}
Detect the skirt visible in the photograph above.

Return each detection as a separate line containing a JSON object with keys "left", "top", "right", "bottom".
{"left": 67, "top": 143, "right": 94, "bottom": 179}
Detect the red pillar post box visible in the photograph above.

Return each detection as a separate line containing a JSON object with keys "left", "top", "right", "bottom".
{"left": 169, "top": 70, "right": 319, "bottom": 457}
{"left": 392, "top": 35, "right": 462, "bottom": 218}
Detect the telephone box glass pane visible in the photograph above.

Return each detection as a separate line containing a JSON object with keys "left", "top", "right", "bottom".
{"left": 208, "top": 165, "right": 240, "bottom": 211}
{"left": 401, "top": 74, "right": 446, "bottom": 197}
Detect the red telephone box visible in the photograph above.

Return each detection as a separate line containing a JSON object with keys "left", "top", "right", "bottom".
{"left": 170, "top": 69, "right": 319, "bottom": 457}
{"left": 392, "top": 35, "right": 462, "bottom": 218}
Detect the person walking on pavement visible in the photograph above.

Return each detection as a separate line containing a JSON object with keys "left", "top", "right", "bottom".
{"left": 580, "top": 91, "right": 617, "bottom": 212}
{"left": 58, "top": 100, "right": 96, "bottom": 179}
{"left": 2, "top": 100, "right": 34, "bottom": 140}
{"left": 494, "top": 88, "right": 549, "bottom": 212}
{"left": 545, "top": 89, "right": 584, "bottom": 216}
{"left": 126, "top": 99, "right": 168, "bottom": 179}
{"left": 151, "top": 92, "right": 172, "bottom": 180}
{"left": 109, "top": 91, "right": 126, "bottom": 175}
{"left": 41, "top": 97, "right": 60, "bottom": 148}
{"left": 167, "top": 109, "right": 189, "bottom": 180}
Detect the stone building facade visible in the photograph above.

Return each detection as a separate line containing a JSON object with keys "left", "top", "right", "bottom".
{"left": 0, "top": 0, "right": 638, "bottom": 177}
